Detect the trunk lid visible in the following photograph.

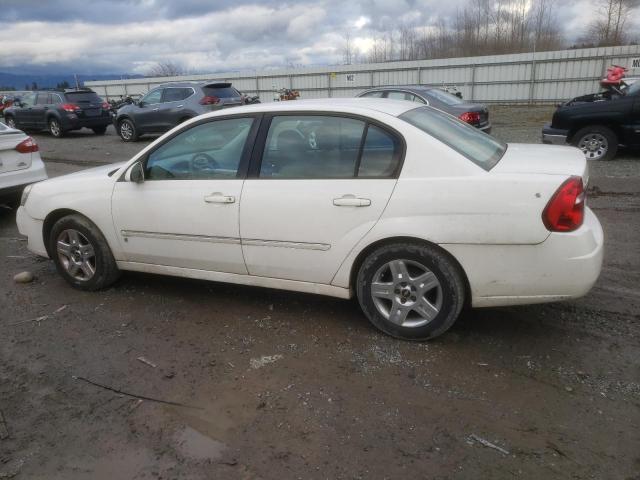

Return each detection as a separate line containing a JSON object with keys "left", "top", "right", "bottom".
{"left": 0, "top": 126, "right": 31, "bottom": 174}
{"left": 492, "top": 143, "right": 587, "bottom": 183}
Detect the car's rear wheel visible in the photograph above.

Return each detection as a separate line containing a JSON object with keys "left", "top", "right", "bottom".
{"left": 118, "top": 118, "right": 138, "bottom": 142}
{"left": 572, "top": 126, "right": 617, "bottom": 161}
{"left": 4, "top": 115, "right": 16, "bottom": 129}
{"left": 356, "top": 242, "right": 465, "bottom": 340}
{"left": 48, "top": 118, "right": 64, "bottom": 138}
{"left": 49, "top": 214, "right": 120, "bottom": 291}
{"left": 92, "top": 126, "right": 107, "bottom": 135}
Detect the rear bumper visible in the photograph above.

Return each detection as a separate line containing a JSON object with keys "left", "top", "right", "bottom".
{"left": 16, "top": 205, "right": 48, "bottom": 257}
{"left": 0, "top": 157, "right": 47, "bottom": 202}
{"left": 542, "top": 124, "right": 569, "bottom": 145}
{"left": 444, "top": 207, "right": 603, "bottom": 308}
{"left": 60, "top": 114, "right": 111, "bottom": 130}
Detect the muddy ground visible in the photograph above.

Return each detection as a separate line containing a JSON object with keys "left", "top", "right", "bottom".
{"left": 1, "top": 106, "right": 639, "bottom": 479}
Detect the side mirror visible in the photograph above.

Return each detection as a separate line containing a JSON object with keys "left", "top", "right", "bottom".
{"left": 126, "top": 162, "right": 145, "bottom": 183}
{"left": 137, "top": 101, "right": 146, "bottom": 108}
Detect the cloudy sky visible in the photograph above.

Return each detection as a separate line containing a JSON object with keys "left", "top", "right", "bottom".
{"left": 0, "top": 0, "right": 635, "bottom": 75}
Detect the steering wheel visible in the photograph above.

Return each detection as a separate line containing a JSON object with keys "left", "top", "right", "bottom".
{"left": 191, "top": 152, "right": 219, "bottom": 172}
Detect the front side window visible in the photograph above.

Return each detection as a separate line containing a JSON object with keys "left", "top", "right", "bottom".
{"left": 260, "top": 115, "right": 365, "bottom": 178}
{"left": 141, "top": 89, "right": 162, "bottom": 105}
{"left": 400, "top": 106, "right": 506, "bottom": 170}
{"left": 145, "top": 117, "right": 254, "bottom": 180}
{"left": 20, "top": 93, "right": 36, "bottom": 107}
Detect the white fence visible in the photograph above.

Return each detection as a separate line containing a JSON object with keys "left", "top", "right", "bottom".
{"left": 53, "top": 45, "right": 640, "bottom": 104}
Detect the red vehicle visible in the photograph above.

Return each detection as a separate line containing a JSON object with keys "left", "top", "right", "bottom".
{"left": 0, "top": 96, "right": 14, "bottom": 115}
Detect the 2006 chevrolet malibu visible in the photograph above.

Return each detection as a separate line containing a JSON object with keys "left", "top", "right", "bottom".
{"left": 16, "top": 99, "right": 603, "bottom": 340}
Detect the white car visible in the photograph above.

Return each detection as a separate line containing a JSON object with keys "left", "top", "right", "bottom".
{"left": 0, "top": 122, "right": 47, "bottom": 206}
{"left": 16, "top": 99, "right": 603, "bottom": 340}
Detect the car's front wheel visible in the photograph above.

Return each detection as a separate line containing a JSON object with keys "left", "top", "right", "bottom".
{"left": 48, "top": 118, "right": 64, "bottom": 138}
{"left": 572, "top": 125, "right": 618, "bottom": 161}
{"left": 118, "top": 118, "right": 138, "bottom": 142}
{"left": 356, "top": 242, "right": 466, "bottom": 340}
{"left": 49, "top": 214, "right": 120, "bottom": 291}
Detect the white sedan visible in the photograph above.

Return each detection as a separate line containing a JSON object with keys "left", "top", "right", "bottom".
{"left": 0, "top": 122, "right": 47, "bottom": 206}
{"left": 16, "top": 99, "right": 603, "bottom": 340}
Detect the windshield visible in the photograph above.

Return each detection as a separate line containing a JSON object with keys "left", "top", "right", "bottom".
{"left": 423, "top": 89, "right": 465, "bottom": 105}
{"left": 399, "top": 106, "right": 506, "bottom": 171}
{"left": 623, "top": 81, "right": 640, "bottom": 96}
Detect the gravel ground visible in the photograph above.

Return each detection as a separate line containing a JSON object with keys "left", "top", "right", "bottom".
{"left": 1, "top": 106, "right": 639, "bottom": 479}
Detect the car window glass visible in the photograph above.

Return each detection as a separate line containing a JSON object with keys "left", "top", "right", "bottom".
{"left": 146, "top": 117, "right": 254, "bottom": 180}
{"left": 387, "top": 91, "right": 412, "bottom": 101}
{"left": 400, "top": 106, "right": 506, "bottom": 170}
{"left": 20, "top": 93, "right": 36, "bottom": 107}
{"left": 358, "top": 125, "right": 401, "bottom": 177}
{"left": 36, "top": 93, "right": 49, "bottom": 105}
{"left": 51, "top": 94, "right": 62, "bottom": 104}
{"left": 64, "top": 92, "right": 101, "bottom": 103}
{"left": 202, "top": 86, "right": 240, "bottom": 98}
{"left": 163, "top": 88, "right": 191, "bottom": 102}
{"left": 423, "top": 89, "right": 465, "bottom": 105}
{"left": 141, "top": 89, "right": 162, "bottom": 105}
{"left": 260, "top": 115, "right": 365, "bottom": 179}
{"left": 361, "top": 91, "right": 384, "bottom": 98}
{"left": 411, "top": 95, "right": 427, "bottom": 104}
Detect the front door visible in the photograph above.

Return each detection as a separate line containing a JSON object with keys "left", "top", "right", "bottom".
{"left": 240, "top": 114, "right": 403, "bottom": 284}
{"left": 112, "top": 115, "right": 259, "bottom": 273}
{"left": 134, "top": 88, "right": 164, "bottom": 132}
{"left": 15, "top": 92, "right": 36, "bottom": 127}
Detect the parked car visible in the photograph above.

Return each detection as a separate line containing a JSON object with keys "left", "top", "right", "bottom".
{"left": 357, "top": 86, "right": 491, "bottom": 133}
{"left": 3, "top": 88, "right": 111, "bottom": 138}
{"left": 114, "top": 82, "right": 244, "bottom": 141}
{"left": 542, "top": 80, "right": 640, "bottom": 160}
{"left": 0, "top": 95, "right": 15, "bottom": 116}
{"left": 0, "top": 122, "right": 47, "bottom": 207}
{"left": 16, "top": 99, "right": 602, "bottom": 340}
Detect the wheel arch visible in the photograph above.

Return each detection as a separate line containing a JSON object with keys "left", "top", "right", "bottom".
{"left": 567, "top": 122, "right": 621, "bottom": 144}
{"left": 42, "top": 208, "right": 103, "bottom": 257}
{"left": 347, "top": 236, "right": 472, "bottom": 308}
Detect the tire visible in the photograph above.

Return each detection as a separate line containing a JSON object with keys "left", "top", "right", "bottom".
{"left": 572, "top": 125, "right": 618, "bottom": 161}
{"left": 118, "top": 118, "right": 138, "bottom": 142}
{"left": 48, "top": 214, "right": 120, "bottom": 291}
{"left": 92, "top": 126, "right": 107, "bottom": 135}
{"left": 48, "top": 117, "right": 65, "bottom": 138}
{"left": 4, "top": 115, "right": 16, "bottom": 129}
{"left": 356, "top": 242, "right": 466, "bottom": 341}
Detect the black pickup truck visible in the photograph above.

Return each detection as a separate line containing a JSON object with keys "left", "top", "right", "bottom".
{"left": 542, "top": 80, "right": 640, "bottom": 160}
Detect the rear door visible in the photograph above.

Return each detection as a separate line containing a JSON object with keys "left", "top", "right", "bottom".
{"left": 239, "top": 113, "right": 403, "bottom": 284}
{"left": 32, "top": 93, "right": 50, "bottom": 128}
{"left": 159, "top": 87, "right": 194, "bottom": 129}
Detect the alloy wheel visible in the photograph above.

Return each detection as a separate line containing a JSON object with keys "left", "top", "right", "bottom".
{"left": 120, "top": 121, "right": 133, "bottom": 140}
{"left": 56, "top": 229, "right": 96, "bottom": 281}
{"left": 578, "top": 133, "right": 608, "bottom": 160}
{"left": 49, "top": 119, "right": 61, "bottom": 137}
{"left": 370, "top": 259, "right": 443, "bottom": 328}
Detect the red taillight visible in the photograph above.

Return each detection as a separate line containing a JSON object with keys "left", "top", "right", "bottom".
{"left": 459, "top": 111, "right": 481, "bottom": 123}
{"left": 15, "top": 137, "right": 39, "bottom": 153}
{"left": 61, "top": 103, "right": 79, "bottom": 112}
{"left": 199, "top": 95, "right": 220, "bottom": 105}
{"left": 542, "top": 176, "right": 585, "bottom": 232}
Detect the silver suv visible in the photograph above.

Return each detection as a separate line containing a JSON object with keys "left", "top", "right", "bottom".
{"left": 114, "top": 82, "right": 244, "bottom": 141}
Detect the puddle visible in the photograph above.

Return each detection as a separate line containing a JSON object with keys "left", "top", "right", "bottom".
{"left": 174, "top": 426, "right": 226, "bottom": 461}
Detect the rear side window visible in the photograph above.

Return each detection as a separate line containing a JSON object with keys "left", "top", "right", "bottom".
{"left": 36, "top": 93, "right": 50, "bottom": 105}
{"left": 202, "top": 86, "right": 240, "bottom": 98}
{"left": 423, "top": 89, "right": 464, "bottom": 106}
{"left": 64, "top": 92, "right": 101, "bottom": 103}
{"left": 163, "top": 88, "right": 192, "bottom": 102}
{"left": 260, "top": 115, "right": 402, "bottom": 179}
{"left": 400, "top": 106, "right": 505, "bottom": 170}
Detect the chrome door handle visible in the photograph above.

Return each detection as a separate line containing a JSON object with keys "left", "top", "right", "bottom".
{"left": 177, "top": 104, "right": 184, "bottom": 108}
{"left": 204, "top": 193, "right": 235, "bottom": 204}
{"left": 333, "top": 195, "right": 371, "bottom": 207}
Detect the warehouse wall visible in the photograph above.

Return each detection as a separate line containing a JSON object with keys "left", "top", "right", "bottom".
{"left": 85, "top": 45, "right": 640, "bottom": 104}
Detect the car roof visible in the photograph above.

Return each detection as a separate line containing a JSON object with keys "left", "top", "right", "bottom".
{"left": 199, "top": 98, "right": 421, "bottom": 118}
{"left": 362, "top": 85, "right": 436, "bottom": 94}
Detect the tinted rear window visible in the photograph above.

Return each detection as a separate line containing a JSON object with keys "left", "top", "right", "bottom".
{"left": 64, "top": 92, "right": 101, "bottom": 102}
{"left": 399, "top": 106, "right": 506, "bottom": 171}
{"left": 423, "top": 89, "right": 464, "bottom": 106}
{"left": 202, "top": 87, "right": 240, "bottom": 98}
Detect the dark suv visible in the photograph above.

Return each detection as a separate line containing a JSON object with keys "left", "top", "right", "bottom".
{"left": 113, "top": 82, "right": 244, "bottom": 141}
{"left": 3, "top": 88, "right": 111, "bottom": 137}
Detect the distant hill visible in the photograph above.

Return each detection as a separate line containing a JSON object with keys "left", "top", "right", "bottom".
{"left": 0, "top": 72, "right": 143, "bottom": 91}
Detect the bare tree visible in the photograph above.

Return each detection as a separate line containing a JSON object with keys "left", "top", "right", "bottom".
{"left": 584, "top": 0, "right": 640, "bottom": 46}
{"left": 342, "top": 33, "right": 354, "bottom": 64}
{"left": 146, "top": 61, "right": 185, "bottom": 77}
